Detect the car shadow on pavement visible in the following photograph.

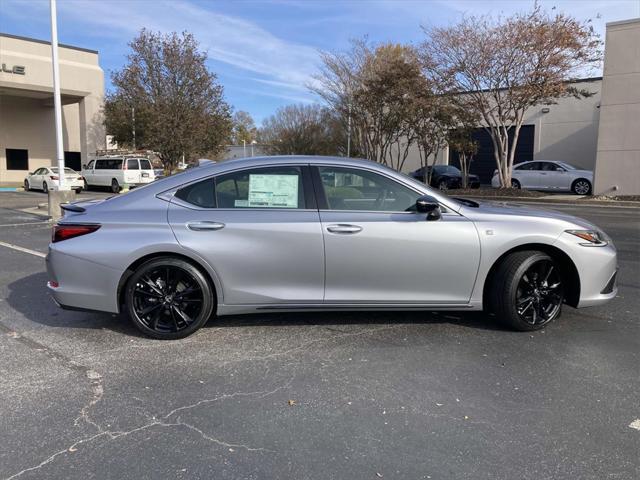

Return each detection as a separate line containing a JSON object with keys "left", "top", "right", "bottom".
{"left": 7, "top": 272, "right": 507, "bottom": 337}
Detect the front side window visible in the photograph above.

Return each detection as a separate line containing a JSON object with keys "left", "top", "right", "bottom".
{"left": 318, "top": 167, "right": 419, "bottom": 212}
{"left": 86, "top": 160, "right": 94, "bottom": 170}
{"left": 215, "top": 166, "right": 304, "bottom": 209}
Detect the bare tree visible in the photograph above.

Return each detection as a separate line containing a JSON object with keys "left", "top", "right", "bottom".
{"left": 448, "top": 127, "right": 479, "bottom": 189}
{"left": 312, "top": 40, "right": 427, "bottom": 170}
{"left": 232, "top": 111, "right": 257, "bottom": 145}
{"left": 260, "top": 104, "right": 343, "bottom": 156}
{"left": 104, "top": 30, "right": 232, "bottom": 171}
{"left": 420, "top": 5, "right": 601, "bottom": 187}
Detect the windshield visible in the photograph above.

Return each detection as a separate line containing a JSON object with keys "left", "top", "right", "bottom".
{"left": 435, "top": 165, "right": 461, "bottom": 174}
{"left": 558, "top": 162, "right": 579, "bottom": 170}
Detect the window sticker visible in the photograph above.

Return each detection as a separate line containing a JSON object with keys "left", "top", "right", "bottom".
{"left": 234, "top": 199, "right": 249, "bottom": 207}
{"left": 248, "top": 174, "right": 299, "bottom": 208}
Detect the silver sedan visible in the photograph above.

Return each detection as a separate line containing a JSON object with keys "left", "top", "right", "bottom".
{"left": 47, "top": 156, "right": 617, "bottom": 339}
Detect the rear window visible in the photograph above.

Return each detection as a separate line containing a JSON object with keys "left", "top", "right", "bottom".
{"left": 140, "top": 159, "right": 152, "bottom": 170}
{"left": 96, "top": 159, "right": 123, "bottom": 170}
{"left": 127, "top": 159, "right": 139, "bottom": 170}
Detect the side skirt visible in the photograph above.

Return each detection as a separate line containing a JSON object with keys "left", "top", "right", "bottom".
{"left": 217, "top": 302, "right": 482, "bottom": 316}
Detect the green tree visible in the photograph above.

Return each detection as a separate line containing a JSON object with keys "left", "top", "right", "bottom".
{"left": 104, "top": 29, "right": 232, "bottom": 171}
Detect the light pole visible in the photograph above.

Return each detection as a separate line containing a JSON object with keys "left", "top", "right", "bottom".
{"left": 346, "top": 102, "right": 352, "bottom": 158}
{"left": 243, "top": 139, "right": 246, "bottom": 157}
{"left": 49, "top": 0, "right": 67, "bottom": 190}
{"left": 251, "top": 140, "right": 257, "bottom": 157}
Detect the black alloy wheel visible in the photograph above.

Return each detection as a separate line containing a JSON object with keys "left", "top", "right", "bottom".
{"left": 490, "top": 250, "right": 564, "bottom": 331}
{"left": 511, "top": 179, "right": 521, "bottom": 189}
{"left": 515, "top": 258, "right": 563, "bottom": 327}
{"left": 438, "top": 179, "right": 449, "bottom": 191}
{"left": 125, "top": 258, "right": 214, "bottom": 339}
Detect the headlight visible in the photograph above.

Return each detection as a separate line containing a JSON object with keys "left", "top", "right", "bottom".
{"left": 566, "top": 229, "right": 609, "bottom": 246}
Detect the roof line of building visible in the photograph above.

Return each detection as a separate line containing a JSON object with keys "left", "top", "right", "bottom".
{"left": 0, "top": 32, "right": 98, "bottom": 55}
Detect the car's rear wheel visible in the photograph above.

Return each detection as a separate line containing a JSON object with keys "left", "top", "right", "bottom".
{"left": 438, "top": 179, "right": 448, "bottom": 191}
{"left": 125, "top": 258, "right": 214, "bottom": 339}
{"left": 511, "top": 179, "right": 521, "bottom": 189}
{"left": 75, "top": 187, "right": 83, "bottom": 194}
{"left": 571, "top": 178, "right": 592, "bottom": 195}
{"left": 83, "top": 178, "right": 89, "bottom": 191}
{"left": 24, "top": 179, "right": 30, "bottom": 191}
{"left": 490, "top": 251, "right": 563, "bottom": 331}
{"left": 111, "top": 179, "right": 121, "bottom": 194}
{"left": 43, "top": 181, "right": 48, "bottom": 192}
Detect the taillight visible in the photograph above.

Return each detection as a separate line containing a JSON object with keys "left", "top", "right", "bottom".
{"left": 52, "top": 224, "right": 101, "bottom": 243}
{"left": 50, "top": 175, "right": 59, "bottom": 180}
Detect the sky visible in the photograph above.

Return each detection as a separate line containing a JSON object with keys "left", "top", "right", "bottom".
{"left": 1, "top": 0, "right": 639, "bottom": 124}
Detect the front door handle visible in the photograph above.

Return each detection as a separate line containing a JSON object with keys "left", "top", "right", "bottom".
{"left": 187, "top": 221, "right": 225, "bottom": 231}
{"left": 326, "top": 224, "right": 363, "bottom": 234}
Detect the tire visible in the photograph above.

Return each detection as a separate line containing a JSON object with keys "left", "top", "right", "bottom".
{"left": 75, "top": 187, "right": 83, "bottom": 194}
{"left": 83, "top": 178, "right": 89, "bottom": 191}
{"left": 111, "top": 179, "right": 121, "bottom": 194}
{"left": 489, "top": 251, "right": 564, "bottom": 331}
{"left": 125, "top": 257, "right": 215, "bottom": 339}
{"left": 43, "top": 181, "right": 48, "bottom": 192}
{"left": 571, "top": 178, "right": 592, "bottom": 196}
{"left": 438, "top": 179, "right": 449, "bottom": 191}
{"left": 24, "top": 179, "right": 30, "bottom": 191}
{"left": 511, "top": 179, "right": 521, "bottom": 189}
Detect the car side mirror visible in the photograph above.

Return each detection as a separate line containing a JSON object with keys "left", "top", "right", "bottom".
{"left": 415, "top": 195, "right": 441, "bottom": 221}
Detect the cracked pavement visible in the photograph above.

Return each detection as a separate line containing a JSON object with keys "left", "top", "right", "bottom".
{"left": 0, "top": 191, "right": 639, "bottom": 479}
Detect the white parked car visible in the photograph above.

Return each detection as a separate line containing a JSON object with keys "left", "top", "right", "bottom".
{"left": 24, "top": 167, "right": 84, "bottom": 193}
{"left": 82, "top": 157, "right": 156, "bottom": 193}
{"left": 491, "top": 160, "right": 593, "bottom": 195}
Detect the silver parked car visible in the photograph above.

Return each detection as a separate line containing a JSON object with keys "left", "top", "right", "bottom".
{"left": 491, "top": 160, "right": 593, "bottom": 195}
{"left": 47, "top": 156, "right": 617, "bottom": 339}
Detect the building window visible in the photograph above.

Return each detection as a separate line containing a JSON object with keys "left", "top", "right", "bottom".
{"left": 64, "top": 151, "right": 82, "bottom": 172}
{"left": 6, "top": 149, "right": 29, "bottom": 170}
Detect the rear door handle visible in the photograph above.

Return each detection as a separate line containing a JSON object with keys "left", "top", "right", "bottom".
{"left": 187, "top": 221, "right": 225, "bottom": 231}
{"left": 326, "top": 224, "right": 363, "bottom": 234}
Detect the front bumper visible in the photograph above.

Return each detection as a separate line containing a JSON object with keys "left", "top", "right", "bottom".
{"left": 554, "top": 232, "right": 618, "bottom": 308}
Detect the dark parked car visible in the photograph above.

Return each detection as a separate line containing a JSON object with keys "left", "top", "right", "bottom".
{"left": 410, "top": 165, "right": 480, "bottom": 191}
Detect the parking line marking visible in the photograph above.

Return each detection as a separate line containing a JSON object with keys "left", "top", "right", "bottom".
{"left": 0, "top": 241, "right": 46, "bottom": 258}
{"left": 0, "top": 221, "right": 50, "bottom": 228}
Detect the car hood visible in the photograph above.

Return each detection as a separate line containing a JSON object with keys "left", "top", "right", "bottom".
{"left": 460, "top": 199, "right": 599, "bottom": 230}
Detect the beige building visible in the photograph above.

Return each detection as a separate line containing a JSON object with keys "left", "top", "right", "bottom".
{"left": 401, "top": 77, "right": 603, "bottom": 183}
{"left": 0, "top": 33, "right": 104, "bottom": 184}
{"left": 594, "top": 18, "right": 640, "bottom": 195}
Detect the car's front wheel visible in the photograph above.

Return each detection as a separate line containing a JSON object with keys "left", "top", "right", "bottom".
{"left": 511, "top": 179, "right": 521, "bottom": 189}
{"left": 571, "top": 178, "right": 592, "bottom": 195}
{"left": 124, "top": 257, "right": 215, "bottom": 339}
{"left": 438, "top": 179, "right": 449, "bottom": 191}
{"left": 24, "top": 179, "right": 30, "bottom": 191}
{"left": 490, "top": 251, "right": 564, "bottom": 331}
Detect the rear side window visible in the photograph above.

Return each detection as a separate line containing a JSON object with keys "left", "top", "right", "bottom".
{"left": 96, "top": 159, "right": 123, "bottom": 169}
{"left": 215, "top": 166, "right": 304, "bottom": 209}
{"left": 139, "top": 159, "right": 152, "bottom": 170}
{"left": 127, "top": 159, "right": 139, "bottom": 170}
{"left": 175, "top": 178, "right": 216, "bottom": 208}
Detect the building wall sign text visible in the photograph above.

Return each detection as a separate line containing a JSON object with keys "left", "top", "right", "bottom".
{"left": 1, "top": 63, "right": 26, "bottom": 75}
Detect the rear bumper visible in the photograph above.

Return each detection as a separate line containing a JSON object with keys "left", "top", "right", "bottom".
{"left": 46, "top": 247, "right": 122, "bottom": 314}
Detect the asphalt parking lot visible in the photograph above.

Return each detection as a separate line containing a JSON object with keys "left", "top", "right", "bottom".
{"left": 0, "top": 191, "right": 638, "bottom": 480}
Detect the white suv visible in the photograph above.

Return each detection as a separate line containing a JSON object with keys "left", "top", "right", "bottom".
{"left": 82, "top": 157, "right": 156, "bottom": 193}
